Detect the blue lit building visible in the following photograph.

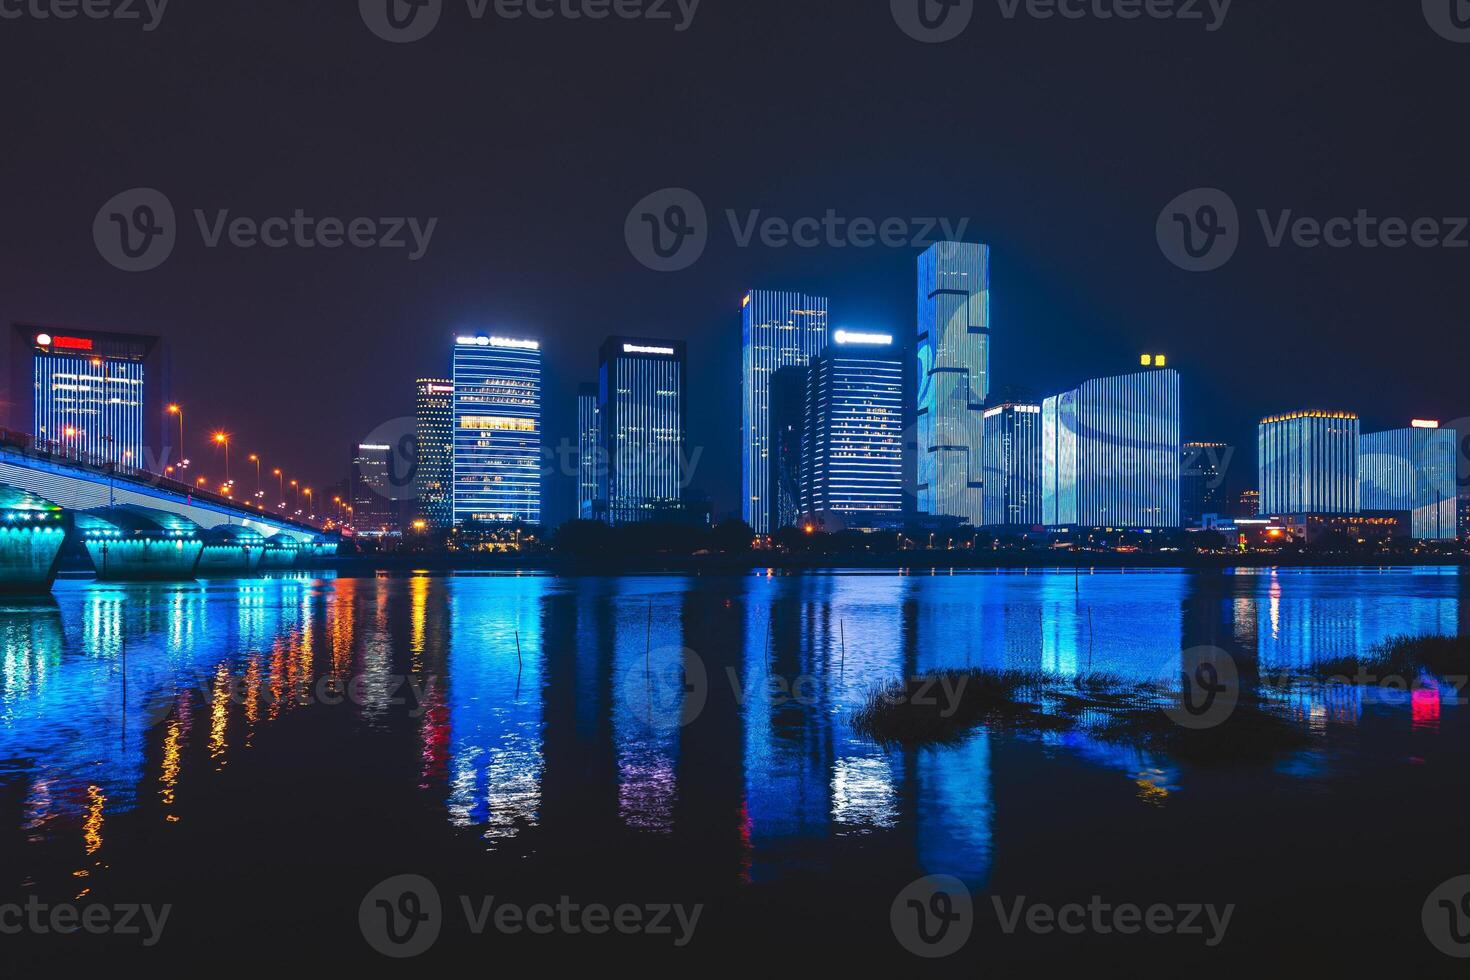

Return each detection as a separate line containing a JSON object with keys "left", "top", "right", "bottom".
{"left": 1258, "top": 411, "right": 1360, "bottom": 517}
{"left": 597, "top": 337, "right": 687, "bottom": 526}
{"left": 917, "top": 242, "right": 989, "bottom": 526}
{"left": 981, "top": 403, "right": 1042, "bottom": 527}
{"left": 452, "top": 334, "right": 542, "bottom": 527}
{"left": 577, "top": 383, "right": 600, "bottom": 520}
{"left": 1360, "top": 421, "right": 1457, "bottom": 540}
{"left": 769, "top": 364, "right": 809, "bottom": 534}
{"left": 741, "top": 290, "right": 828, "bottom": 535}
{"left": 413, "top": 378, "right": 454, "bottom": 531}
{"left": 1041, "top": 369, "right": 1182, "bottom": 529}
{"left": 800, "top": 331, "right": 904, "bottom": 531}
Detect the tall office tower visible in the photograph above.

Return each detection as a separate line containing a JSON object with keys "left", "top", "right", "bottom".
{"left": 577, "top": 383, "right": 600, "bottom": 520}
{"left": 352, "top": 442, "right": 396, "bottom": 536}
{"left": 413, "top": 378, "right": 454, "bottom": 530}
{"left": 768, "top": 365, "right": 809, "bottom": 533}
{"left": 1360, "top": 421, "right": 1458, "bottom": 540}
{"left": 1257, "top": 411, "right": 1360, "bottom": 517}
{"left": 452, "top": 334, "right": 543, "bottom": 527}
{"left": 916, "top": 242, "right": 989, "bottom": 525}
{"left": 1041, "top": 369, "right": 1182, "bottom": 529}
{"left": 980, "top": 403, "right": 1042, "bottom": 527}
{"left": 597, "top": 337, "right": 687, "bottom": 526}
{"left": 799, "top": 330, "right": 904, "bottom": 531}
{"left": 1181, "top": 442, "right": 1231, "bottom": 527}
{"left": 741, "top": 290, "right": 829, "bottom": 535}
{"left": 8, "top": 325, "right": 169, "bottom": 469}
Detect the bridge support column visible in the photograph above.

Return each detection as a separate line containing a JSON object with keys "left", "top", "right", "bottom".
{"left": 85, "top": 539, "right": 204, "bottom": 582}
{"left": 197, "top": 544, "right": 265, "bottom": 577}
{"left": 0, "top": 523, "right": 66, "bottom": 594}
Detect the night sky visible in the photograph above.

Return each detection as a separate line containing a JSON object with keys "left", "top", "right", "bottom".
{"left": 2, "top": 0, "right": 1466, "bottom": 525}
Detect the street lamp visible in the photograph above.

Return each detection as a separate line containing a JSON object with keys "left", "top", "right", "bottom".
{"left": 273, "top": 468, "right": 284, "bottom": 506}
{"left": 213, "top": 432, "right": 230, "bottom": 481}
{"left": 167, "top": 404, "right": 184, "bottom": 466}
{"left": 248, "top": 453, "right": 261, "bottom": 495}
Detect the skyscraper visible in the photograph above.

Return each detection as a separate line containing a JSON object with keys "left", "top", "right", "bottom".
{"left": 917, "top": 242, "right": 989, "bottom": 525}
{"left": 452, "top": 334, "right": 542, "bottom": 527}
{"left": 1181, "top": 442, "right": 1230, "bottom": 527}
{"left": 769, "top": 365, "right": 809, "bottom": 534}
{"left": 8, "top": 325, "right": 169, "bottom": 469}
{"left": 741, "top": 290, "right": 828, "bottom": 535}
{"left": 1041, "top": 369, "right": 1182, "bottom": 529}
{"left": 800, "top": 330, "right": 904, "bottom": 531}
{"left": 413, "top": 378, "right": 454, "bottom": 531}
{"left": 1360, "top": 421, "right": 1457, "bottom": 540}
{"left": 598, "top": 337, "right": 687, "bottom": 526}
{"left": 577, "top": 383, "right": 600, "bottom": 520}
{"left": 1258, "top": 411, "right": 1360, "bottom": 517}
{"left": 981, "top": 403, "right": 1042, "bottom": 527}
{"left": 352, "top": 443, "right": 396, "bottom": 536}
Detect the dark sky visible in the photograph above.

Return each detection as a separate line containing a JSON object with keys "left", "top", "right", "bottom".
{"left": 2, "top": 0, "right": 1466, "bottom": 525}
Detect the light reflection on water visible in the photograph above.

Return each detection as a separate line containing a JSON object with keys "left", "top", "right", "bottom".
{"left": 0, "top": 567, "right": 1464, "bottom": 892}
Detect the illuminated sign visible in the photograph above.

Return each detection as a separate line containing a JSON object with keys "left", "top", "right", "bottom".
{"left": 833, "top": 330, "right": 893, "bottom": 346}
{"left": 358, "top": 444, "right": 391, "bottom": 452}
{"left": 1411, "top": 419, "right": 1441, "bottom": 429}
{"left": 455, "top": 335, "right": 540, "bottom": 350}
{"left": 426, "top": 384, "right": 454, "bottom": 395}
{"left": 40, "top": 335, "right": 96, "bottom": 351}
{"left": 623, "top": 344, "right": 676, "bottom": 356}
{"left": 742, "top": 293, "right": 752, "bottom": 308}
{"left": 34, "top": 333, "right": 52, "bottom": 346}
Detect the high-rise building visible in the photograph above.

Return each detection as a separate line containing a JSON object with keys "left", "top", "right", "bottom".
{"left": 413, "top": 378, "right": 454, "bottom": 530}
{"left": 577, "top": 383, "right": 600, "bottom": 520}
{"left": 981, "top": 403, "right": 1042, "bottom": 527}
{"left": 741, "top": 290, "right": 828, "bottom": 535}
{"left": 352, "top": 442, "right": 396, "bottom": 536}
{"left": 1258, "top": 411, "right": 1360, "bottom": 517}
{"left": 800, "top": 330, "right": 904, "bottom": 531}
{"left": 597, "top": 337, "right": 687, "bottom": 526}
{"left": 7, "top": 325, "right": 169, "bottom": 469}
{"left": 452, "top": 334, "right": 542, "bottom": 527}
{"left": 769, "top": 365, "right": 809, "bottom": 534}
{"left": 1360, "top": 421, "right": 1457, "bottom": 541}
{"left": 1182, "top": 442, "right": 1231, "bottom": 527}
{"left": 1041, "top": 369, "right": 1182, "bottom": 529}
{"left": 917, "top": 242, "right": 989, "bottom": 526}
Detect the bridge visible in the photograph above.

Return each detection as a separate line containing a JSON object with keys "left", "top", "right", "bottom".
{"left": 0, "top": 429, "right": 334, "bottom": 594}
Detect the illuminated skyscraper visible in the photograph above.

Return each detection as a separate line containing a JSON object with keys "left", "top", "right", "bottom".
{"left": 800, "top": 330, "right": 904, "bottom": 531}
{"left": 414, "top": 378, "right": 454, "bottom": 530}
{"left": 452, "top": 334, "right": 542, "bottom": 526}
{"left": 352, "top": 442, "right": 396, "bottom": 536}
{"left": 598, "top": 337, "right": 686, "bottom": 526}
{"left": 577, "top": 383, "right": 600, "bottom": 520}
{"left": 1360, "top": 421, "right": 1457, "bottom": 540}
{"left": 769, "top": 364, "right": 809, "bottom": 534}
{"left": 917, "top": 242, "right": 989, "bottom": 525}
{"left": 741, "top": 290, "right": 828, "bottom": 535}
{"left": 981, "top": 403, "right": 1042, "bottom": 527}
{"left": 1042, "top": 369, "right": 1182, "bottom": 529}
{"left": 1181, "top": 442, "right": 1231, "bottom": 527}
{"left": 1258, "top": 411, "right": 1360, "bottom": 517}
{"left": 8, "top": 325, "right": 169, "bottom": 469}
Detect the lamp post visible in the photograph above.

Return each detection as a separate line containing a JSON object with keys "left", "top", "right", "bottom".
{"left": 213, "top": 432, "right": 231, "bottom": 482}
{"left": 249, "top": 453, "right": 261, "bottom": 495}
{"left": 274, "top": 468, "right": 284, "bottom": 507}
{"left": 167, "top": 404, "right": 184, "bottom": 467}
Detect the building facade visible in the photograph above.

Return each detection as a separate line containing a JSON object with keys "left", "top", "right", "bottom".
{"left": 577, "top": 383, "right": 600, "bottom": 521}
{"left": 1359, "top": 422, "right": 1457, "bottom": 540}
{"left": 741, "top": 290, "right": 828, "bottom": 535}
{"left": 769, "top": 365, "right": 809, "bottom": 534}
{"left": 980, "top": 403, "right": 1042, "bottom": 527}
{"left": 8, "top": 325, "right": 169, "bottom": 470}
{"left": 452, "top": 334, "right": 542, "bottom": 527}
{"left": 1258, "top": 411, "right": 1360, "bottom": 517}
{"left": 1182, "top": 442, "right": 1231, "bottom": 527}
{"left": 916, "top": 242, "right": 989, "bottom": 525}
{"left": 413, "top": 378, "right": 454, "bottom": 530}
{"left": 1041, "top": 369, "right": 1182, "bottom": 529}
{"left": 352, "top": 443, "right": 396, "bottom": 536}
{"left": 800, "top": 331, "right": 904, "bottom": 531}
{"left": 597, "top": 337, "right": 687, "bottom": 526}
